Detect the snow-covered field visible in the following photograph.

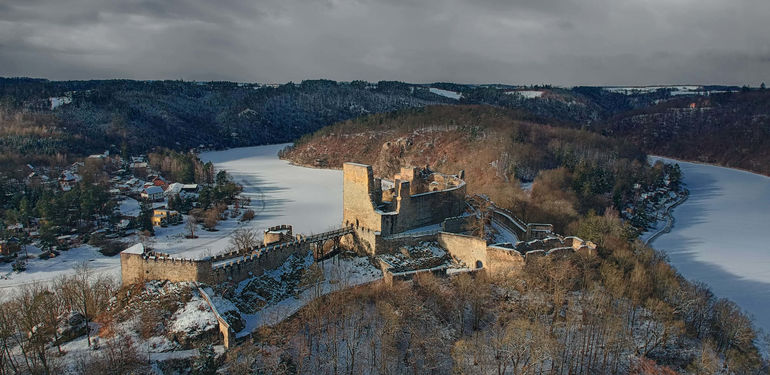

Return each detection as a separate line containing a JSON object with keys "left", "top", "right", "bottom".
{"left": 647, "top": 156, "right": 770, "bottom": 333}
{"left": 0, "top": 244, "right": 121, "bottom": 291}
{"left": 505, "top": 90, "right": 544, "bottom": 99}
{"left": 429, "top": 87, "right": 462, "bottom": 100}
{"left": 0, "top": 144, "right": 343, "bottom": 290}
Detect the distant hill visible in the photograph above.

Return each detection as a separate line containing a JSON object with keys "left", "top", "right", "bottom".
{"left": 598, "top": 90, "right": 770, "bottom": 176}
{"left": 281, "top": 105, "right": 661, "bottom": 232}
{"left": 0, "top": 78, "right": 453, "bottom": 159}
{"left": 2, "top": 77, "right": 765, "bottom": 175}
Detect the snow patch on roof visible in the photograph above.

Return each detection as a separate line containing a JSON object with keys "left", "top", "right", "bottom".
{"left": 122, "top": 243, "right": 145, "bottom": 255}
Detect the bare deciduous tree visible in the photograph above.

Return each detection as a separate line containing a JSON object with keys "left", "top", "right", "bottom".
{"left": 230, "top": 228, "right": 259, "bottom": 254}
{"left": 186, "top": 215, "right": 198, "bottom": 238}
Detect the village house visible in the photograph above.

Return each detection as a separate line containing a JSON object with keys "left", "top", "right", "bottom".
{"left": 149, "top": 175, "right": 168, "bottom": 190}
{"left": 151, "top": 209, "right": 181, "bottom": 227}
{"left": 182, "top": 184, "right": 199, "bottom": 193}
{"left": 56, "top": 234, "right": 80, "bottom": 248}
{"left": 59, "top": 171, "right": 81, "bottom": 191}
{"left": 165, "top": 183, "right": 200, "bottom": 197}
{"left": 141, "top": 186, "right": 164, "bottom": 201}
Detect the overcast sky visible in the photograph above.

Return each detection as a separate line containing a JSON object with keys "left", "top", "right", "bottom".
{"left": 1, "top": 0, "right": 768, "bottom": 85}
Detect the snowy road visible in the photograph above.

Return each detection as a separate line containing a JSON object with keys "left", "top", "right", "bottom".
{"left": 648, "top": 156, "right": 770, "bottom": 333}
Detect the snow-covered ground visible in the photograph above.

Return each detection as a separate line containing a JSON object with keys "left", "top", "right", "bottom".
{"left": 118, "top": 197, "right": 141, "bottom": 217}
{"left": 0, "top": 244, "right": 121, "bottom": 291}
{"left": 49, "top": 96, "right": 72, "bottom": 109}
{"left": 647, "top": 156, "right": 770, "bottom": 333}
{"left": 603, "top": 86, "right": 701, "bottom": 95}
{"left": 505, "top": 90, "right": 544, "bottom": 99}
{"left": 236, "top": 254, "right": 381, "bottom": 336}
{"left": 490, "top": 221, "right": 519, "bottom": 244}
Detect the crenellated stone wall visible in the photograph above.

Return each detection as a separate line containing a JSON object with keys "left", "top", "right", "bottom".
{"left": 209, "top": 241, "right": 306, "bottom": 284}
{"left": 121, "top": 228, "right": 354, "bottom": 286}
{"left": 120, "top": 251, "right": 213, "bottom": 285}
{"left": 435, "top": 231, "right": 597, "bottom": 276}
{"left": 263, "top": 224, "right": 293, "bottom": 245}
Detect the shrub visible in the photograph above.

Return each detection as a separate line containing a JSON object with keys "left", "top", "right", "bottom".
{"left": 241, "top": 209, "right": 256, "bottom": 221}
{"left": 203, "top": 209, "right": 219, "bottom": 231}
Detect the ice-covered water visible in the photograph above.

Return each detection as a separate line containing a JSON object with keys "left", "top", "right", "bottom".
{"left": 649, "top": 156, "right": 770, "bottom": 333}
{"left": 200, "top": 144, "right": 343, "bottom": 236}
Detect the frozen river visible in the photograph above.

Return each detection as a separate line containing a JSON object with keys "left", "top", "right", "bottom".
{"left": 649, "top": 156, "right": 770, "bottom": 333}
{"left": 200, "top": 144, "right": 343, "bottom": 236}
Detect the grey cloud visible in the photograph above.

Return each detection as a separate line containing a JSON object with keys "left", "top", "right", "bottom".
{"left": 0, "top": 0, "right": 768, "bottom": 85}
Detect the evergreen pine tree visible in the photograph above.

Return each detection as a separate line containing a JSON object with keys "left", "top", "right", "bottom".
{"left": 138, "top": 202, "right": 155, "bottom": 234}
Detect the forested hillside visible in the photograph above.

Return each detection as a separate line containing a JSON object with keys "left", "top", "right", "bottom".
{"left": 282, "top": 105, "right": 675, "bottom": 234}
{"left": 599, "top": 90, "right": 770, "bottom": 175}
{"left": 3, "top": 77, "right": 767, "bottom": 177}
{"left": 0, "top": 78, "right": 452, "bottom": 164}
{"left": 277, "top": 105, "right": 765, "bottom": 374}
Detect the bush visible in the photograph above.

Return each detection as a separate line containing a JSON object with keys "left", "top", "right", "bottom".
{"left": 203, "top": 208, "right": 219, "bottom": 231}
{"left": 90, "top": 234, "right": 129, "bottom": 256}
{"left": 241, "top": 209, "right": 256, "bottom": 222}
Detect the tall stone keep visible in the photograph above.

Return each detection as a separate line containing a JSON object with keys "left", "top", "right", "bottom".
{"left": 343, "top": 163, "right": 384, "bottom": 232}
{"left": 343, "top": 161, "right": 466, "bottom": 249}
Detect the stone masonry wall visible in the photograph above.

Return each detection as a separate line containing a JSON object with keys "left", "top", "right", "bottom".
{"left": 343, "top": 163, "right": 384, "bottom": 232}
{"left": 390, "top": 181, "right": 466, "bottom": 234}
{"left": 120, "top": 252, "right": 212, "bottom": 286}
{"left": 486, "top": 246, "right": 525, "bottom": 275}
{"left": 437, "top": 232, "right": 488, "bottom": 269}
{"left": 210, "top": 242, "right": 305, "bottom": 284}
{"left": 121, "top": 235, "right": 312, "bottom": 286}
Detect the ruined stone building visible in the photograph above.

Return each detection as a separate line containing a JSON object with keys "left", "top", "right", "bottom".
{"left": 343, "top": 162, "right": 467, "bottom": 253}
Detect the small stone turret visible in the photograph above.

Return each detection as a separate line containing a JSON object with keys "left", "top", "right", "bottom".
{"left": 263, "top": 225, "right": 293, "bottom": 246}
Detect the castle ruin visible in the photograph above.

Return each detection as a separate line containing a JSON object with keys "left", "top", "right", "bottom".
{"left": 343, "top": 162, "right": 467, "bottom": 253}
{"left": 121, "top": 161, "right": 594, "bottom": 287}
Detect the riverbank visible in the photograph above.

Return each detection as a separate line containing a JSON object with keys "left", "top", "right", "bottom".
{"left": 643, "top": 190, "right": 689, "bottom": 246}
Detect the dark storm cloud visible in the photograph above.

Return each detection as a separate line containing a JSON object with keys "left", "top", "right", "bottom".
{"left": 0, "top": 0, "right": 768, "bottom": 85}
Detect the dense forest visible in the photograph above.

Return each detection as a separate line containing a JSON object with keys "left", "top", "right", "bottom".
{"left": 599, "top": 90, "right": 770, "bottom": 176}
{"left": 3, "top": 77, "right": 765, "bottom": 176}
{"left": 0, "top": 78, "right": 452, "bottom": 168}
